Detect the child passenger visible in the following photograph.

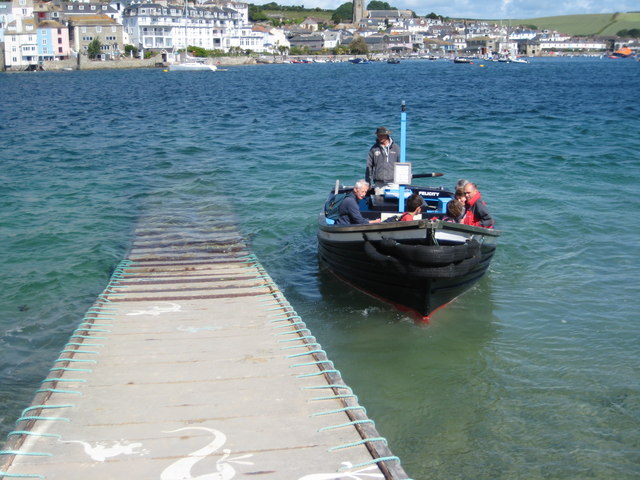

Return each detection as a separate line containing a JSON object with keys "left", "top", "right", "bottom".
{"left": 443, "top": 198, "right": 463, "bottom": 223}
{"left": 400, "top": 193, "right": 425, "bottom": 221}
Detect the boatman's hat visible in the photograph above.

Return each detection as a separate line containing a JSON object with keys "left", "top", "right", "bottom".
{"left": 376, "top": 126, "right": 392, "bottom": 136}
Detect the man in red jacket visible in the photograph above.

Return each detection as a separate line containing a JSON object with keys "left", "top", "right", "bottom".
{"left": 462, "top": 182, "right": 494, "bottom": 228}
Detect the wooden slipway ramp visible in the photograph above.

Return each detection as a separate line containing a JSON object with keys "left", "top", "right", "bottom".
{"left": 1, "top": 212, "right": 411, "bottom": 480}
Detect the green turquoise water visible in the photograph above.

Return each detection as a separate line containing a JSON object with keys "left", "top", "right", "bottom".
{"left": 1, "top": 58, "right": 639, "bottom": 478}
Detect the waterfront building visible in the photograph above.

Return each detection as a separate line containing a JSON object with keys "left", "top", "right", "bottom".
{"left": 1, "top": 1, "right": 13, "bottom": 39}
{"left": 67, "top": 13, "right": 124, "bottom": 59}
{"left": 121, "top": 1, "right": 261, "bottom": 54}
{"left": 4, "top": 17, "right": 38, "bottom": 68}
{"left": 36, "top": 19, "right": 70, "bottom": 61}
{"left": 288, "top": 31, "right": 324, "bottom": 52}
{"left": 539, "top": 38, "right": 607, "bottom": 52}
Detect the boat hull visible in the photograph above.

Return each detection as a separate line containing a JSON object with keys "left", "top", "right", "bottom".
{"left": 317, "top": 219, "right": 499, "bottom": 318}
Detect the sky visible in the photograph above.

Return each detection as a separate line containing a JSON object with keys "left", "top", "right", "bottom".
{"left": 282, "top": 0, "right": 637, "bottom": 20}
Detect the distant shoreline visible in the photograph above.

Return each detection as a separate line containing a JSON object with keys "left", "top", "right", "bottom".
{"left": 2, "top": 52, "right": 615, "bottom": 73}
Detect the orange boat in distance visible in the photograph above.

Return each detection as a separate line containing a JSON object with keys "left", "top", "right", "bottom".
{"left": 608, "top": 45, "right": 633, "bottom": 59}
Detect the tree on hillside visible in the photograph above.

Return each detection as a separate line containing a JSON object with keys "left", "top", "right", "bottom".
{"left": 87, "top": 38, "right": 102, "bottom": 59}
{"left": 249, "top": 5, "right": 268, "bottom": 21}
{"left": 349, "top": 35, "right": 368, "bottom": 54}
{"left": 367, "top": 1, "right": 395, "bottom": 10}
{"left": 332, "top": 2, "right": 352, "bottom": 23}
{"left": 617, "top": 28, "right": 640, "bottom": 38}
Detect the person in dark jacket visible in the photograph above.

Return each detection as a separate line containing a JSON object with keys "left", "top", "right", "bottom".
{"left": 462, "top": 182, "right": 494, "bottom": 228}
{"left": 336, "top": 180, "right": 382, "bottom": 225}
{"left": 365, "top": 126, "right": 401, "bottom": 188}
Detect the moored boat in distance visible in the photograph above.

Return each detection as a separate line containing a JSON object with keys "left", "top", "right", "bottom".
{"left": 317, "top": 181, "right": 500, "bottom": 320}
{"left": 168, "top": 59, "right": 217, "bottom": 71}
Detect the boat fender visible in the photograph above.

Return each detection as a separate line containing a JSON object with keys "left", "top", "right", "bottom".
{"left": 377, "top": 238, "right": 480, "bottom": 266}
{"left": 362, "top": 235, "right": 408, "bottom": 274}
{"left": 363, "top": 235, "right": 483, "bottom": 278}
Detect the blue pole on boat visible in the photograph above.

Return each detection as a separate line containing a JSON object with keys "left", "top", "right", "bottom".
{"left": 398, "top": 101, "right": 407, "bottom": 213}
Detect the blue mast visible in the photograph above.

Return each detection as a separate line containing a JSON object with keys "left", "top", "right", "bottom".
{"left": 398, "top": 101, "right": 407, "bottom": 213}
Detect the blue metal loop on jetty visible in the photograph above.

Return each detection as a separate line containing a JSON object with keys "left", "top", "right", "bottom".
{"left": 0, "top": 472, "right": 45, "bottom": 479}
{"left": 49, "top": 367, "right": 92, "bottom": 373}
{"left": 36, "top": 388, "right": 81, "bottom": 395}
{"left": 278, "top": 335, "right": 316, "bottom": 343}
{"left": 283, "top": 343, "right": 321, "bottom": 351}
{"left": 59, "top": 349, "right": 98, "bottom": 355}
{"left": 311, "top": 393, "right": 358, "bottom": 402}
{"left": 41, "top": 378, "right": 87, "bottom": 384}
{"left": 0, "top": 451, "right": 52, "bottom": 457}
{"left": 290, "top": 360, "right": 334, "bottom": 368}
{"left": 15, "top": 416, "right": 69, "bottom": 423}
{"left": 275, "top": 327, "right": 311, "bottom": 336}
{"left": 318, "top": 419, "right": 374, "bottom": 432}
{"left": 53, "top": 358, "right": 96, "bottom": 364}
{"left": 286, "top": 349, "right": 325, "bottom": 358}
{"left": 337, "top": 456, "right": 407, "bottom": 474}
{"left": 296, "top": 369, "right": 340, "bottom": 378}
{"left": 329, "top": 437, "right": 387, "bottom": 451}
{"left": 312, "top": 405, "right": 367, "bottom": 416}
{"left": 20, "top": 405, "right": 73, "bottom": 417}
{"left": 7, "top": 431, "right": 61, "bottom": 440}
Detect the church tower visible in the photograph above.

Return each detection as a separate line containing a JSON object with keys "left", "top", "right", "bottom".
{"left": 352, "top": 0, "right": 365, "bottom": 24}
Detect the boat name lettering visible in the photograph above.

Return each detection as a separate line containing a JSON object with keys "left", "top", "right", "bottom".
{"left": 419, "top": 191, "right": 439, "bottom": 196}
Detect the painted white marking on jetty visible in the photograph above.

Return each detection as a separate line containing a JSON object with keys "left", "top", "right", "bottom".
{"left": 177, "top": 325, "right": 222, "bottom": 334}
{"left": 60, "top": 439, "right": 148, "bottom": 462}
{"left": 297, "top": 463, "right": 384, "bottom": 479}
{"left": 126, "top": 302, "right": 182, "bottom": 316}
{"left": 161, "top": 427, "right": 253, "bottom": 480}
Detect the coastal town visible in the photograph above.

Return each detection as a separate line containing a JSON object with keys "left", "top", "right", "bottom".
{"left": 1, "top": 0, "right": 638, "bottom": 71}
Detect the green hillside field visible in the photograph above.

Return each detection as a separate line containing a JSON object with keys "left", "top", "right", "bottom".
{"left": 259, "top": 6, "right": 640, "bottom": 37}
{"left": 489, "top": 12, "right": 640, "bottom": 36}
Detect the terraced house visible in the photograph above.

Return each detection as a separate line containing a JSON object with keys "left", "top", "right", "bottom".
{"left": 67, "top": 14, "right": 123, "bottom": 59}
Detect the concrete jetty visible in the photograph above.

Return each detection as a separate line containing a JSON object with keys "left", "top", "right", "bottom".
{"left": 1, "top": 213, "right": 410, "bottom": 479}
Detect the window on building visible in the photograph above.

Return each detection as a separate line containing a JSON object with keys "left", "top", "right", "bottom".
{"left": 96, "top": 26, "right": 102, "bottom": 33}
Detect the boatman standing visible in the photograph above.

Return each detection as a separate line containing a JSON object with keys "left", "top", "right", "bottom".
{"left": 365, "top": 126, "right": 401, "bottom": 190}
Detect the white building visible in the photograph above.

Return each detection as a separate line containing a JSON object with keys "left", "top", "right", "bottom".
{"left": 4, "top": 17, "right": 38, "bottom": 68}
{"left": 539, "top": 39, "right": 607, "bottom": 51}
{"left": 122, "top": 0, "right": 262, "bottom": 53}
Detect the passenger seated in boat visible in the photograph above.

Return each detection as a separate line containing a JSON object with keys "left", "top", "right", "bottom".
{"left": 442, "top": 197, "right": 463, "bottom": 222}
{"left": 335, "top": 180, "right": 382, "bottom": 225}
{"left": 400, "top": 193, "right": 425, "bottom": 221}
{"left": 454, "top": 188, "right": 467, "bottom": 221}
{"left": 462, "top": 182, "right": 494, "bottom": 228}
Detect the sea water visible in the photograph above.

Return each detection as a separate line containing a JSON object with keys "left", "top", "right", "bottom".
{"left": 1, "top": 58, "right": 639, "bottom": 479}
